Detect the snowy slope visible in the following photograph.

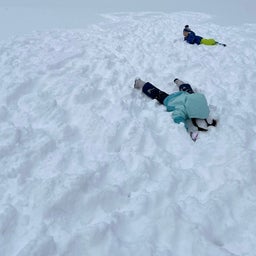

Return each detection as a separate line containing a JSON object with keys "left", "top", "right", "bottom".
{"left": 1, "top": 12, "right": 256, "bottom": 256}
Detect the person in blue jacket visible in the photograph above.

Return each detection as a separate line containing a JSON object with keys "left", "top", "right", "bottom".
{"left": 134, "top": 78, "right": 217, "bottom": 136}
{"left": 183, "top": 25, "right": 226, "bottom": 46}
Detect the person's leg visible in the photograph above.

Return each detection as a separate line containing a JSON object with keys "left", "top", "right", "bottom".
{"left": 200, "top": 38, "right": 217, "bottom": 45}
{"left": 134, "top": 78, "right": 168, "bottom": 104}
{"left": 174, "top": 78, "right": 194, "bottom": 94}
{"left": 142, "top": 82, "right": 169, "bottom": 104}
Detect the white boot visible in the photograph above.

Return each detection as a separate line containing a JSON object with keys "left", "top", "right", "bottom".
{"left": 174, "top": 78, "right": 185, "bottom": 87}
{"left": 134, "top": 78, "right": 146, "bottom": 89}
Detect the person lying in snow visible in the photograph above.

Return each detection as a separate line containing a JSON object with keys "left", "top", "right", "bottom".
{"left": 183, "top": 25, "right": 226, "bottom": 47}
{"left": 134, "top": 78, "right": 217, "bottom": 141}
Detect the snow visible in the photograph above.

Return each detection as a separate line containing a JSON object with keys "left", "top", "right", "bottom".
{"left": 1, "top": 5, "right": 256, "bottom": 256}
{"left": 0, "top": 0, "right": 256, "bottom": 40}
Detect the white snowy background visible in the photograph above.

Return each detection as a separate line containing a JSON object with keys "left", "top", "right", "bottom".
{"left": 0, "top": 1, "right": 256, "bottom": 256}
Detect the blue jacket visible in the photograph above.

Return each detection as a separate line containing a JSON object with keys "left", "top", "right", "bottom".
{"left": 163, "top": 91, "right": 210, "bottom": 128}
{"left": 184, "top": 31, "right": 202, "bottom": 45}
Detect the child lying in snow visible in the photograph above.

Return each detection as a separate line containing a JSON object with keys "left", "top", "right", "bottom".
{"left": 134, "top": 78, "right": 217, "bottom": 141}
{"left": 183, "top": 25, "right": 226, "bottom": 47}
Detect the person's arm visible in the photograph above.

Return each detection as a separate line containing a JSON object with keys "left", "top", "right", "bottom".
{"left": 165, "top": 103, "right": 186, "bottom": 124}
{"left": 186, "top": 32, "right": 196, "bottom": 44}
{"left": 171, "top": 107, "right": 186, "bottom": 125}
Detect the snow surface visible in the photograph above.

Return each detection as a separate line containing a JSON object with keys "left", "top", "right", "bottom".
{"left": 1, "top": 0, "right": 256, "bottom": 40}
{"left": 1, "top": 11, "right": 256, "bottom": 256}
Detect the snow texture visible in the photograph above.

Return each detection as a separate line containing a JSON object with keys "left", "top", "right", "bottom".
{"left": 1, "top": 11, "right": 256, "bottom": 256}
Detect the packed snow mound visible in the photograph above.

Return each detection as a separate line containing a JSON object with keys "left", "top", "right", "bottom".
{"left": 0, "top": 12, "right": 256, "bottom": 256}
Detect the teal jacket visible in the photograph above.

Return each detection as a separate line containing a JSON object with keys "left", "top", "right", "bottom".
{"left": 163, "top": 91, "right": 210, "bottom": 128}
